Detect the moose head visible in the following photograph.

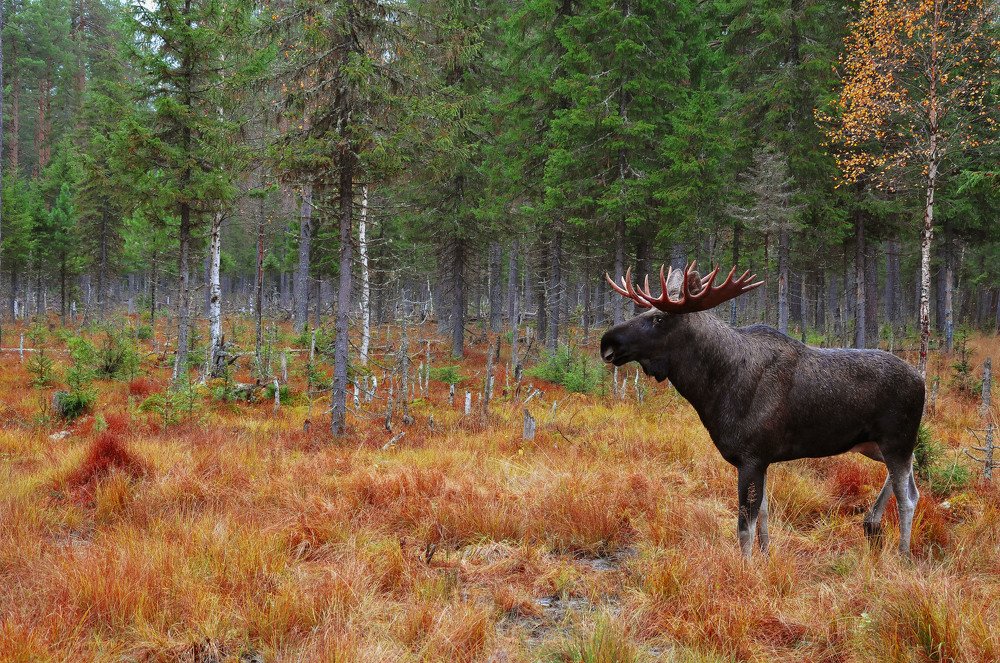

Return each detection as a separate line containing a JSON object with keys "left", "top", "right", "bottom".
{"left": 600, "top": 262, "right": 762, "bottom": 382}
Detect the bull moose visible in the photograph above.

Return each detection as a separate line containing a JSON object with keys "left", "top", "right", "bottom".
{"left": 600, "top": 262, "right": 925, "bottom": 557}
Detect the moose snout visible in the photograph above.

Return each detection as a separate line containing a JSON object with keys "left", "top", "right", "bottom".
{"left": 599, "top": 332, "right": 618, "bottom": 363}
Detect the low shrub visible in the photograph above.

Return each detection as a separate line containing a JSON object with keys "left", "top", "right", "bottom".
{"left": 430, "top": 365, "right": 464, "bottom": 385}
{"left": 52, "top": 388, "right": 96, "bottom": 421}
{"left": 526, "top": 345, "right": 605, "bottom": 394}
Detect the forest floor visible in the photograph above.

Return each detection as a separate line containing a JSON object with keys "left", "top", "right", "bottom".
{"left": 1, "top": 317, "right": 999, "bottom": 662}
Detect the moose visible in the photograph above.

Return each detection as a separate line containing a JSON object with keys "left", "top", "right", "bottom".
{"left": 600, "top": 262, "right": 925, "bottom": 557}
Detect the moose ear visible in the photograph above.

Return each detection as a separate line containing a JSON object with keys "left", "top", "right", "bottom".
{"left": 686, "top": 270, "right": 704, "bottom": 296}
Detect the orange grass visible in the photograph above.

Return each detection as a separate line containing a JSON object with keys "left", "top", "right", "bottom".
{"left": 0, "top": 317, "right": 999, "bottom": 661}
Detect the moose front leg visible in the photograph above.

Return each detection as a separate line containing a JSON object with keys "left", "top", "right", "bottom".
{"left": 737, "top": 464, "right": 767, "bottom": 558}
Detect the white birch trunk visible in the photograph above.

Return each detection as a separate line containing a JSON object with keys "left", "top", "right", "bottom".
{"left": 359, "top": 184, "right": 371, "bottom": 365}
{"left": 918, "top": 143, "right": 938, "bottom": 378}
{"left": 208, "top": 212, "right": 223, "bottom": 376}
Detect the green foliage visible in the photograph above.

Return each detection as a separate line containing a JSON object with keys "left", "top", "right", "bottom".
{"left": 430, "top": 365, "right": 465, "bottom": 385}
{"left": 52, "top": 388, "right": 97, "bottom": 421}
{"left": 140, "top": 379, "right": 203, "bottom": 428}
{"left": 526, "top": 346, "right": 605, "bottom": 394}
{"left": 264, "top": 382, "right": 300, "bottom": 406}
{"left": 93, "top": 327, "right": 141, "bottom": 380}
{"left": 134, "top": 324, "right": 154, "bottom": 341}
{"left": 26, "top": 326, "right": 55, "bottom": 389}
{"left": 914, "top": 424, "right": 971, "bottom": 496}
{"left": 950, "top": 331, "right": 978, "bottom": 396}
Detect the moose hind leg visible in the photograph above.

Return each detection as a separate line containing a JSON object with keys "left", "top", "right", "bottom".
{"left": 863, "top": 474, "right": 892, "bottom": 545}
{"left": 886, "top": 454, "right": 919, "bottom": 557}
{"left": 737, "top": 464, "right": 767, "bottom": 558}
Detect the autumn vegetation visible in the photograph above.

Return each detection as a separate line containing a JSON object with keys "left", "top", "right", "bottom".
{"left": 1, "top": 315, "right": 998, "bottom": 661}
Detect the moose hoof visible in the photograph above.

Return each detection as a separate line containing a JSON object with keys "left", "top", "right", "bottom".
{"left": 863, "top": 521, "right": 884, "bottom": 544}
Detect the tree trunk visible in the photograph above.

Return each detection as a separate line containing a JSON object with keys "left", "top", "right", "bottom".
{"left": 730, "top": 221, "right": 741, "bottom": 325}
{"left": 294, "top": 184, "right": 313, "bottom": 333}
{"left": 865, "top": 243, "right": 879, "bottom": 347}
{"left": 8, "top": 35, "right": 18, "bottom": 173}
{"left": 535, "top": 246, "right": 546, "bottom": 344}
{"left": 506, "top": 239, "right": 518, "bottom": 326}
{"left": 173, "top": 204, "right": 192, "bottom": 381}
{"left": 547, "top": 227, "right": 561, "bottom": 352}
{"left": 331, "top": 156, "right": 355, "bottom": 436}
{"left": 255, "top": 204, "right": 264, "bottom": 367}
{"left": 451, "top": 239, "right": 466, "bottom": 358}
{"left": 34, "top": 71, "right": 50, "bottom": 175}
{"left": 96, "top": 208, "right": 108, "bottom": 318}
{"left": 60, "top": 255, "right": 67, "bottom": 324}
{"left": 208, "top": 212, "right": 223, "bottom": 376}
{"left": 359, "top": 184, "right": 371, "bottom": 365}
{"left": 777, "top": 227, "right": 790, "bottom": 334}
{"left": 816, "top": 268, "right": 826, "bottom": 333}
{"left": 943, "top": 226, "right": 954, "bottom": 351}
{"left": 612, "top": 218, "right": 626, "bottom": 324}
{"left": 885, "top": 238, "right": 901, "bottom": 329}
{"left": 488, "top": 240, "right": 502, "bottom": 333}
{"left": 508, "top": 240, "right": 520, "bottom": 367}
{"left": 150, "top": 251, "right": 158, "bottom": 338}
{"left": 853, "top": 211, "right": 866, "bottom": 349}
{"left": 918, "top": 145, "right": 938, "bottom": 378}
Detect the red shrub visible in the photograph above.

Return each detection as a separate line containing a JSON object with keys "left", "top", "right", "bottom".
{"left": 63, "top": 431, "right": 147, "bottom": 493}
{"left": 127, "top": 376, "right": 157, "bottom": 399}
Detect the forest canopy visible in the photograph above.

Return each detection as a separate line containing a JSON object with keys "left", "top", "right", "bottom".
{"left": 0, "top": 0, "right": 998, "bottom": 417}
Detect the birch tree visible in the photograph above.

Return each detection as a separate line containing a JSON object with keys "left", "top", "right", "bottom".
{"left": 823, "top": 0, "right": 999, "bottom": 376}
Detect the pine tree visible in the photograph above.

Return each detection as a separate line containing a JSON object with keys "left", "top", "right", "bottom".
{"left": 120, "top": 0, "right": 245, "bottom": 381}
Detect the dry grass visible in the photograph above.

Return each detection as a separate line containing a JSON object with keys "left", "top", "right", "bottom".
{"left": 1, "top": 317, "right": 999, "bottom": 662}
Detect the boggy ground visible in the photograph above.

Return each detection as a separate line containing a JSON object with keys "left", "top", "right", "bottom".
{"left": 1, "top": 318, "right": 999, "bottom": 662}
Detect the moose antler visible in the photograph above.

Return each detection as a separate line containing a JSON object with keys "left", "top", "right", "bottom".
{"left": 605, "top": 261, "right": 763, "bottom": 314}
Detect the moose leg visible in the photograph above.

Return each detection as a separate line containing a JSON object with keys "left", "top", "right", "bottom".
{"left": 756, "top": 474, "right": 770, "bottom": 553}
{"left": 737, "top": 464, "right": 767, "bottom": 558}
{"left": 886, "top": 454, "right": 919, "bottom": 557}
{"left": 863, "top": 474, "right": 892, "bottom": 544}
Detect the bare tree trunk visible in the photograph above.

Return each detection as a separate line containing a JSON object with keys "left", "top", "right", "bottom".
{"left": 255, "top": 203, "right": 264, "bottom": 366}
{"left": 865, "top": 243, "right": 879, "bottom": 347}
{"left": 547, "top": 227, "right": 561, "bottom": 352}
{"left": 150, "top": 252, "right": 158, "bottom": 338}
{"left": 853, "top": 211, "right": 866, "bottom": 349}
{"left": 488, "top": 240, "right": 502, "bottom": 333}
{"left": 331, "top": 160, "right": 354, "bottom": 436}
{"left": 730, "top": 221, "right": 741, "bottom": 326}
{"left": 885, "top": 238, "right": 901, "bottom": 329}
{"left": 452, "top": 239, "right": 466, "bottom": 358}
{"left": 816, "top": 267, "right": 826, "bottom": 333}
{"left": 173, "top": 204, "right": 192, "bottom": 381}
{"left": 777, "top": 227, "right": 790, "bottom": 334}
{"left": 612, "top": 218, "right": 626, "bottom": 325}
{"left": 943, "top": 227, "right": 954, "bottom": 351}
{"left": 96, "top": 208, "right": 108, "bottom": 318}
{"left": 294, "top": 184, "right": 313, "bottom": 333}
{"left": 359, "top": 184, "right": 371, "bottom": 366}
{"left": 535, "top": 246, "right": 546, "bottom": 344}
{"left": 508, "top": 239, "right": 520, "bottom": 367}
{"left": 208, "top": 212, "right": 223, "bottom": 375}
